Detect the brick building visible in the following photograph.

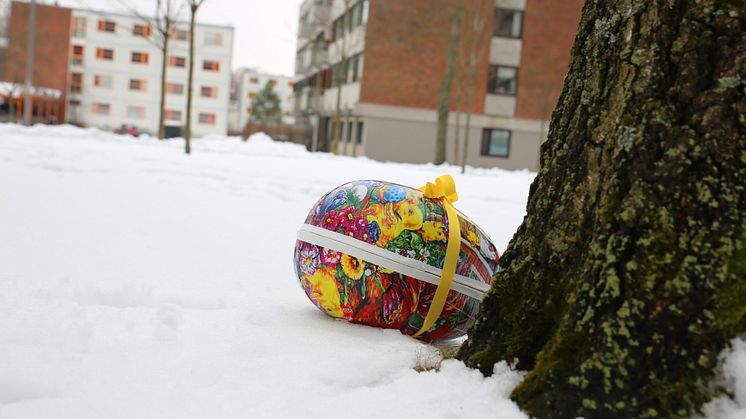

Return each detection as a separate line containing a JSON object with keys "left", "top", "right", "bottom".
{"left": 3, "top": 1, "right": 234, "bottom": 136}
{"left": 3, "top": 1, "right": 70, "bottom": 122}
{"left": 293, "top": 0, "right": 584, "bottom": 170}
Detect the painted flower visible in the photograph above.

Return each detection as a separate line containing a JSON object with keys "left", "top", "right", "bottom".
{"left": 321, "top": 248, "right": 341, "bottom": 266}
{"left": 338, "top": 206, "right": 357, "bottom": 231}
{"left": 354, "top": 217, "right": 369, "bottom": 241}
{"left": 299, "top": 244, "right": 320, "bottom": 275}
{"left": 340, "top": 254, "right": 365, "bottom": 280}
{"left": 418, "top": 248, "right": 430, "bottom": 262}
{"left": 421, "top": 221, "right": 446, "bottom": 242}
{"left": 480, "top": 237, "right": 498, "bottom": 260}
{"left": 320, "top": 209, "right": 339, "bottom": 230}
{"left": 466, "top": 229, "right": 481, "bottom": 247}
{"left": 319, "top": 190, "right": 348, "bottom": 214}
{"left": 367, "top": 221, "right": 381, "bottom": 244}
{"left": 307, "top": 266, "right": 343, "bottom": 318}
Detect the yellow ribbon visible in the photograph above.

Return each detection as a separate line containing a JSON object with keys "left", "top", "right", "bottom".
{"left": 413, "top": 174, "right": 461, "bottom": 338}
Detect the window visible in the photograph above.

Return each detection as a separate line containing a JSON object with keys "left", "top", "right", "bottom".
{"left": 203, "top": 60, "right": 220, "bottom": 71}
{"left": 166, "top": 82, "right": 184, "bottom": 95}
{"left": 481, "top": 129, "right": 511, "bottom": 157}
{"left": 249, "top": 77, "right": 259, "bottom": 84}
{"left": 131, "top": 52, "right": 149, "bottom": 64}
{"left": 70, "top": 73, "right": 83, "bottom": 93}
{"left": 487, "top": 65, "right": 518, "bottom": 95}
{"left": 72, "top": 16, "right": 86, "bottom": 37}
{"left": 96, "top": 48, "right": 114, "bottom": 60}
{"left": 92, "top": 102, "right": 111, "bottom": 115}
{"left": 169, "top": 55, "right": 186, "bottom": 67}
{"left": 198, "top": 112, "right": 216, "bottom": 125}
{"left": 346, "top": 121, "right": 353, "bottom": 143}
{"left": 347, "top": 53, "right": 363, "bottom": 83}
{"left": 248, "top": 92, "right": 257, "bottom": 99}
{"left": 493, "top": 9, "right": 523, "bottom": 38}
{"left": 129, "top": 79, "right": 147, "bottom": 91}
{"left": 174, "top": 28, "right": 188, "bottom": 41}
{"left": 127, "top": 105, "right": 146, "bottom": 119}
{"left": 270, "top": 79, "right": 278, "bottom": 86}
{"left": 165, "top": 109, "right": 182, "bottom": 121}
{"left": 94, "top": 74, "right": 112, "bottom": 88}
{"left": 356, "top": 121, "right": 363, "bottom": 144}
{"left": 133, "top": 24, "right": 150, "bottom": 37}
{"left": 246, "top": 106, "right": 253, "bottom": 114}
{"left": 71, "top": 45, "right": 84, "bottom": 65}
{"left": 98, "top": 20, "right": 116, "bottom": 33}
{"left": 200, "top": 86, "right": 217, "bottom": 98}
{"left": 205, "top": 32, "right": 223, "bottom": 46}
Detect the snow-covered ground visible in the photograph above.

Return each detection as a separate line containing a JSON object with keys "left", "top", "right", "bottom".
{"left": 0, "top": 123, "right": 743, "bottom": 418}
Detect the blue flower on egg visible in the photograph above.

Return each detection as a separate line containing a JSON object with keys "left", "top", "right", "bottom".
{"left": 367, "top": 221, "right": 381, "bottom": 243}
{"left": 319, "top": 189, "right": 348, "bottom": 214}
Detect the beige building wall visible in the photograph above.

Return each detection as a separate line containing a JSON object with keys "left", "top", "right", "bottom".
{"left": 348, "top": 103, "right": 544, "bottom": 171}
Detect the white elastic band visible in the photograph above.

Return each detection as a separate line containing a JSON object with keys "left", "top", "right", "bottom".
{"left": 297, "top": 224, "right": 489, "bottom": 300}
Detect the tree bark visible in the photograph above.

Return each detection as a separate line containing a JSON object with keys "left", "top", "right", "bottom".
{"left": 458, "top": 1, "right": 746, "bottom": 418}
{"left": 434, "top": 0, "right": 463, "bottom": 165}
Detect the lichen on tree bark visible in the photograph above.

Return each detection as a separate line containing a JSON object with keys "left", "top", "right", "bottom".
{"left": 457, "top": 0, "right": 746, "bottom": 417}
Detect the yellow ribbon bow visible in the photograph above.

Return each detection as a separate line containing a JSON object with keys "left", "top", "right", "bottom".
{"left": 414, "top": 174, "right": 461, "bottom": 338}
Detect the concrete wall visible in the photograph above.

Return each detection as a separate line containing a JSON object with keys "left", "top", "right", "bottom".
{"left": 357, "top": 103, "right": 543, "bottom": 170}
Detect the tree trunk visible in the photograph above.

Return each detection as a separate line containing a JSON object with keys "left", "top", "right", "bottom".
{"left": 434, "top": 0, "right": 463, "bottom": 165}
{"left": 458, "top": 1, "right": 746, "bottom": 418}
{"left": 157, "top": 27, "right": 170, "bottom": 140}
{"left": 185, "top": 6, "right": 197, "bottom": 154}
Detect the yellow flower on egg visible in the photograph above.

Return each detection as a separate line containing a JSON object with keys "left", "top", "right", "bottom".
{"left": 466, "top": 230, "right": 480, "bottom": 247}
{"left": 341, "top": 254, "right": 365, "bottom": 280}
{"left": 422, "top": 221, "right": 445, "bottom": 242}
{"left": 307, "top": 266, "right": 343, "bottom": 318}
{"left": 397, "top": 199, "right": 423, "bottom": 231}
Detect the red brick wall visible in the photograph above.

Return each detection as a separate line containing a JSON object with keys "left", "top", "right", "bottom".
{"left": 514, "top": 0, "right": 584, "bottom": 120}
{"left": 360, "top": 0, "right": 492, "bottom": 113}
{"left": 6, "top": 1, "right": 71, "bottom": 91}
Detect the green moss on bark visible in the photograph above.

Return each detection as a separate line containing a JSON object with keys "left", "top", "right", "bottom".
{"left": 458, "top": 0, "right": 746, "bottom": 417}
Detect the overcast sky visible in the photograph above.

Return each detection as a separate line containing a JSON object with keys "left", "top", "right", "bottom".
{"left": 51, "top": 0, "right": 304, "bottom": 76}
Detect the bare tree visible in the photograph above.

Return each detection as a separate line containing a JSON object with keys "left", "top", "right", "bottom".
{"left": 184, "top": 0, "right": 206, "bottom": 154}
{"left": 118, "top": 0, "right": 183, "bottom": 139}
{"left": 434, "top": 0, "right": 464, "bottom": 165}
{"left": 458, "top": 0, "right": 490, "bottom": 174}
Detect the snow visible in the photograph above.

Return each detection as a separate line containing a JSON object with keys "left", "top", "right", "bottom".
{"left": 1, "top": 123, "right": 743, "bottom": 418}
{"left": 703, "top": 338, "right": 746, "bottom": 419}
{"left": 0, "top": 124, "right": 529, "bottom": 419}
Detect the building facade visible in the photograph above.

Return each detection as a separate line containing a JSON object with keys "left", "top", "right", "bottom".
{"left": 228, "top": 67, "right": 295, "bottom": 133}
{"left": 4, "top": 1, "right": 234, "bottom": 137}
{"left": 293, "top": 0, "right": 583, "bottom": 170}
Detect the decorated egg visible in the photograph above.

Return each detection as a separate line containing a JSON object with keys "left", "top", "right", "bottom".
{"left": 293, "top": 177, "right": 499, "bottom": 341}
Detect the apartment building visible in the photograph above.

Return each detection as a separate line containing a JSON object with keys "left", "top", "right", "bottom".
{"left": 5, "top": 1, "right": 234, "bottom": 137}
{"left": 228, "top": 67, "right": 295, "bottom": 132}
{"left": 293, "top": 0, "right": 584, "bottom": 170}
